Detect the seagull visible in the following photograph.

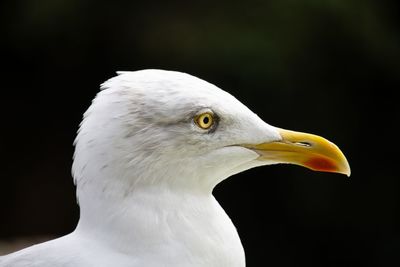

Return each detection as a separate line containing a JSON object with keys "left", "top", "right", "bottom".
{"left": 0, "top": 69, "right": 350, "bottom": 266}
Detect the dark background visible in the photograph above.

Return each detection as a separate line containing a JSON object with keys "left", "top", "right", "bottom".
{"left": 1, "top": 0, "right": 399, "bottom": 266}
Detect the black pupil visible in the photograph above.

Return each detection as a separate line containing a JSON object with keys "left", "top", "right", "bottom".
{"left": 203, "top": 116, "right": 209, "bottom": 125}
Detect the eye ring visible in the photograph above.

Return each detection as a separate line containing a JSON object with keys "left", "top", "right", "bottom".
{"left": 195, "top": 112, "right": 214, "bottom": 130}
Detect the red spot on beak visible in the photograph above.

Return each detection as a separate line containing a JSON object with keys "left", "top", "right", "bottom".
{"left": 305, "top": 157, "right": 337, "bottom": 173}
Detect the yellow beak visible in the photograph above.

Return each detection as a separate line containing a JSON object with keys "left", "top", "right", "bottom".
{"left": 245, "top": 128, "right": 351, "bottom": 176}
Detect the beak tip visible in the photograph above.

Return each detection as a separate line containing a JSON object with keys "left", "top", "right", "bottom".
{"left": 334, "top": 157, "right": 351, "bottom": 178}
{"left": 339, "top": 154, "right": 351, "bottom": 177}
{"left": 344, "top": 164, "right": 351, "bottom": 178}
{"left": 334, "top": 157, "right": 351, "bottom": 177}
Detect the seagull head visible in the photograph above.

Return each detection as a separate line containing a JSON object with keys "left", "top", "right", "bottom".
{"left": 72, "top": 69, "right": 350, "bottom": 198}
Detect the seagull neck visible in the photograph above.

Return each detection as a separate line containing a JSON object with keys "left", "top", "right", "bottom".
{"left": 74, "top": 186, "right": 222, "bottom": 249}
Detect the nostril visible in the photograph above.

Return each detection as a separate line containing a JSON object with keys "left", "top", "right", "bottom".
{"left": 294, "top": 141, "right": 312, "bottom": 147}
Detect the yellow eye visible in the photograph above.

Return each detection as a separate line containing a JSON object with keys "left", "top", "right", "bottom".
{"left": 195, "top": 113, "right": 214, "bottom": 130}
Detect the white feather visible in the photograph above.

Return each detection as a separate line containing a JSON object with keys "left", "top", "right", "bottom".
{"left": 1, "top": 69, "right": 281, "bottom": 267}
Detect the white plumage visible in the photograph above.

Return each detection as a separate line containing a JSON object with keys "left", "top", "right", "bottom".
{"left": 1, "top": 69, "right": 349, "bottom": 266}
